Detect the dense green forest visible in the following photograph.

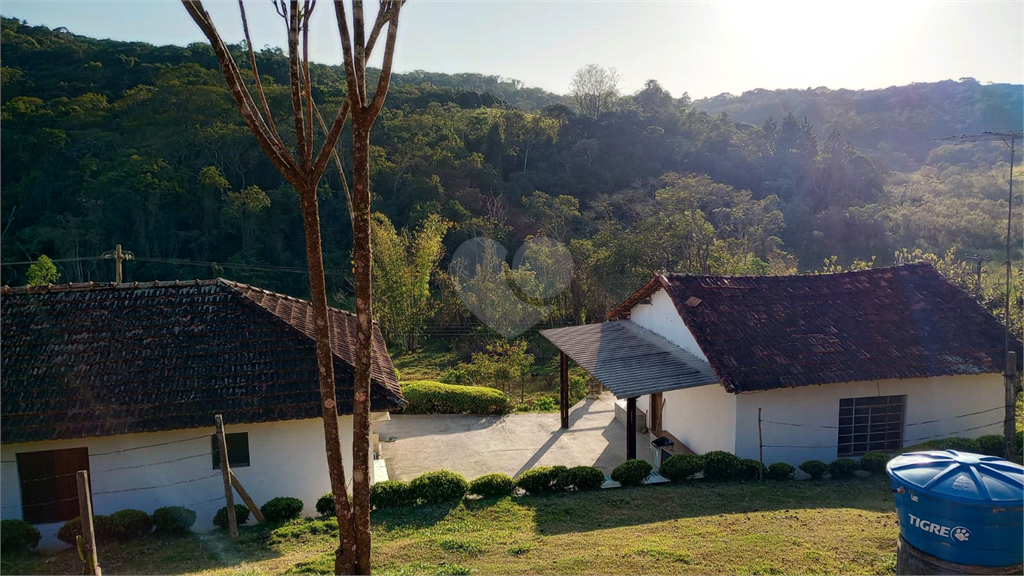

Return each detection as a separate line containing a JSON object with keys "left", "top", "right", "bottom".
{"left": 2, "top": 17, "right": 1021, "bottom": 357}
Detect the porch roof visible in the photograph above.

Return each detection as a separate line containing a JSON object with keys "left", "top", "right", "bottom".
{"left": 540, "top": 320, "right": 720, "bottom": 399}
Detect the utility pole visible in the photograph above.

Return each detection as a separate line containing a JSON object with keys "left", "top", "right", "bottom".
{"left": 100, "top": 244, "right": 134, "bottom": 283}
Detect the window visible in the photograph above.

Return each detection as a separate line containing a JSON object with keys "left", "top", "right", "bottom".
{"left": 211, "top": 432, "right": 250, "bottom": 469}
{"left": 17, "top": 447, "right": 90, "bottom": 524}
{"left": 837, "top": 395, "right": 906, "bottom": 456}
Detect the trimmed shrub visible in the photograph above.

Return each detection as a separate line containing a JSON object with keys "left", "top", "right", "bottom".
{"left": 860, "top": 452, "right": 888, "bottom": 474}
{"left": 316, "top": 493, "right": 335, "bottom": 517}
{"left": 534, "top": 396, "right": 556, "bottom": 412}
{"left": 767, "top": 462, "right": 795, "bottom": 481}
{"left": 829, "top": 458, "right": 859, "bottom": 480}
{"left": 107, "top": 509, "right": 152, "bottom": 541}
{"left": 213, "top": 504, "right": 251, "bottom": 530}
{"left": 977, "top": 435, "right": 1005, "bottom": 457}
{"left": 469, "top": 473, "right": 515, "bottom": 498}
{"left": 400, "top": 381, "right": 510, "bottom": 415}
{"left": 939, "top": 437, "right": 981, "bottom": 453}
{"left": 410, "top": 470, "right": 469, "bottom": 505}
{"left": 57, "top": 515, "right": 114, "bottom": 546}
{"left": 515, "top": 467, "right": 559, "bottom": 495}
{"left": 152, "top": 506, "right": 196, "bottom": 535}
{"left": 659, "top": 454, "right": 705, "bottom": 482}
{"left": 702, "top": 451, "right": 739, "bottom": 482}
{"left": 799, "top": 460, "right": 828, "bottom": 480}
{"left": 370, "top": 480, "right": 415, "bottom": 509}
{"left": 611, "top": 459, "right": 652, "bottom": 487}
{"left": 261, "top": 497, "right": 304, "bottom": 522}
{"left": 1, "top": 519, "right": 41, "bottom": 555}
{"left": 567, "top": 466, "right": 605, "bottom": 491}
{"left": 568, "top": 375, "right": 588, "bottom": 405}
{"left": 736, "top": 458, "right": 767, "bottom": 481}
{"left": 550, "top": 465, "right": 572, "bottom": 492}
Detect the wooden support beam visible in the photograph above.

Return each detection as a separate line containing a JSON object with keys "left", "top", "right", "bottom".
{"left": 215, "top": 414, "right": 238, "bottom": 539}
{"left": 626, "top": 396, "right": 637, "bottom": 460}
{"left": 76, "top": 470, "right": 101, "bottom": 576}
{"left": 560, "top": 352, "right": 569, "bottom": 429}
{"left": 230, "top": 471, "right": 266, "bottom": 523}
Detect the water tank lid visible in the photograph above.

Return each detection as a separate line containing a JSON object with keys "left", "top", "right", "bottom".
{"left": 887, "top": 450, "right": 1024, "bottom": 505}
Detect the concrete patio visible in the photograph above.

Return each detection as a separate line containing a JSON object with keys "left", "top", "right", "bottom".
{"left": 378, "top": 392, "right": 656, "bottom": 481}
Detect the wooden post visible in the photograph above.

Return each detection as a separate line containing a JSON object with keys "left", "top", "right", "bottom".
{"left": 559, "top": 352, "right": 569, "bottom": 429}
{"left": 758, "top": 408, "right": 764, "bottom": 481}
{"left": 626, "top": 396, "right": 637, "bottom": 460}
{"left": 1005, "top": 352, "right": 1018, "bottom": 460}
{"left": 229, "top": 471, "right": 266, "bottom": 523}
{"left": 215, "top": 414, "right": 238, "bottom": 538}
{"left": 76, "top": 470, "right": 101, "bottom": 576}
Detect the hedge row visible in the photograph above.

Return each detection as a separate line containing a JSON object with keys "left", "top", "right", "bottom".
{"left": 657, "top": 451, "right": 896, "bottom": 483}
{"left": 399, "top": 380, "right": 511, "bottom": 415}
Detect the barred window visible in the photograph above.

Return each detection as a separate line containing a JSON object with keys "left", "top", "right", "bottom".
{"left": 837, "top": 395, "right": 905, "bottom": 456}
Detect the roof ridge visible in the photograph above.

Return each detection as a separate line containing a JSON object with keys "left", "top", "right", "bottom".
{"left": 661, "top": 262, "right": 935, "bottom": 281}
{"left": 1, "top": 278, "right": 218, "bottom": 295}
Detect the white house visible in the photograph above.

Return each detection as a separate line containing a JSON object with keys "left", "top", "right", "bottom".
{"left": 543, "top": 263, "right": 1020, "bottom": 467}
{"left": 1, "top": 279, "right": 404, "bottom": 549}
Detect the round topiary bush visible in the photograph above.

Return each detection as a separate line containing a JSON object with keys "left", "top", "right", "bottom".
{"left": 469, "top": 473, "right": 515, "bottom": 498}
{"left": 1, "top": 519, "right": 41, "bottom": 555}
{"left": 659, "top": 454, "right": 704, "bottom": 482}
{"left": 400, "top": 381, "right": 511, "bottom": 415}
{"left": 410, "top": 470, "right": 469, "bottom": 505}
{"left": 736, "top": 458, "right": 767, "bottom": 481}
{"left": 107, "top": 509, "right": 152, "bottom": 541}
{"left": 370, "top": 480, "right": 415, "bottom": 509}
{"left": 767, "top": 462, "right": 795, "bottom": 481}
{"left": 550, "top": 465, "right": 572, "bottom": 492}
{"left": 567, "top": 466, "right": 605, "bottom": 491}
{"left": 611, "top": 459, "right": 652, "bottom": 487}
{"left": 261, "top": 497, "right": 304, "bottom": 522}
{"left": 828, "top": 458, "right": 859, "bottom": 480}
{"left": 799, "top": 460, "right": 828, "bottom": 480}
{"left": 859, "top": 452, "right": 888, "bottom": 474}
{"left": 702, "top": 451, "right": 740, "bottom": 481}
{"left": 515, "top": 467, "right": 559, "bottom": 495}
{"left": 976, "top": 435, "right": 1005, "bottom": 457}
{"left": 316, "top": 493, "right": 335, "bottom": 517}
{"left": 939, "top": 437, "right": 981, "bottom": 453}
{"left": 57, "top": 515, "right": 115, "bottom": 546}
{"left": 213, "top": 504, "right": 251, "bottom": 530}
{"left": 152, "top": 506, "right": 196, "bottom": 535}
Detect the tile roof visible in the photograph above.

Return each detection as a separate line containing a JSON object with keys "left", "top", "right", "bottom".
{"left": 540, "top": 320, "right": 719, "bottom": 399}
{"left": 1, "top": 279, "right": 404, "bottom": 443}
{"left": 607, "top": 263, "right": 1022, "bottom": 393}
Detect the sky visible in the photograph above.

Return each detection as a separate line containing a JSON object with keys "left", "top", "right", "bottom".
{"left": 2, "top": 0, "right": 1022, "bottom": 100}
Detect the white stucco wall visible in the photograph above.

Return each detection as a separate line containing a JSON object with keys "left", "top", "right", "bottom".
{"left": 1, "top": 416, "right": 359, "bottom": 550}
{"left": 734, "top": 374, "right": 1006, "bottom": 466}
{"left": 660, "top": 383, "right": 737, "bottom": 454}
{"left": 628, "top": 287, "right": 708, "bottom": 362}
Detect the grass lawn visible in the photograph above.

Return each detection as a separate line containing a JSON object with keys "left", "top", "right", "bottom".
{"left": 3, "top": 477, "right": 900, "bottom": 576}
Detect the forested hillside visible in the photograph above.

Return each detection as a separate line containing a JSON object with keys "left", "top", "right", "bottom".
{"left": 2, "top": 18, "right": 1021, "bottom": 348}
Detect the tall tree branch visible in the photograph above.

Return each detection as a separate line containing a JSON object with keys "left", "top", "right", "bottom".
{"left": 287, "top": 0, "right": 309, "bottom": 168}
{"left": 238, "top": 0, "right": 287, "bottom": 150}
{"left": 303, "top": 0, "right": 316, "bottom": 169}
{"left": 363, "top": 3, "right": 393, "bottom": 59}
{"left": 367, "top": 2, "right": 401, "bottom": 118}
{"left": 333, "top": 0, "right": 363, "bottom": 109}
{"left": 311, "top": 97, "right": 351, "bottom": 178}
{"left": 352, "top": 0, "right": 367, "bottom": 105}
{"left": 312, "top": 100, "right": 355, "bottom": 227}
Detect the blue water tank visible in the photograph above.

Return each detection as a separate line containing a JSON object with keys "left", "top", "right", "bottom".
{"left": 887, "top": 450, "right": 1023, "bottom": 567}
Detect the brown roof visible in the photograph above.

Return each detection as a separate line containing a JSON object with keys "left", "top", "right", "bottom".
{"left": 1, "top": 279, "right": 403, "bottom": 443}
{"left": 607, "top": 263, "right": 1021, "bottom": 393}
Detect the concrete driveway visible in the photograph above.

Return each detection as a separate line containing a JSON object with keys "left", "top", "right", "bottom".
{"left": 378, "top": 392, "right": 655, "bottom": 481}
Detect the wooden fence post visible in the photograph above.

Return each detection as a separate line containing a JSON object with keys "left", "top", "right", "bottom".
{"left": 230, "top": 471, "right": 266, "bottom": 523}
{"left": 215, "top": 414, "right": 238, "bottom": 538}
{"left": 758, "top": 408, "right": 764, "bottom": 481}
{"left": 76, "top": 470, "right": 101, "bottom": 576}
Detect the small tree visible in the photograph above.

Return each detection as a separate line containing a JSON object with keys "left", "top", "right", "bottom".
{"left": 569, "top": 64, "right": 620, "bottom": 117}
{"left": 26, "top": 254, "right": 59, "bottom": 286}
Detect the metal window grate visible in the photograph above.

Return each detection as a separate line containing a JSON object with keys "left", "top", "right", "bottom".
{"left": 837, "top": 395, "right": 905, "bottom": 456}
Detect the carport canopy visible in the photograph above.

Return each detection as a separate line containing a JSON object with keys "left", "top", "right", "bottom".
{"left": 540, "top": 320, "right": 720, "bottom": 461}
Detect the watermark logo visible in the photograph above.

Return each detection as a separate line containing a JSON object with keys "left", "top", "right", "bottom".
{"left": 448, "top": 236, "right": 573, "bottom": 338}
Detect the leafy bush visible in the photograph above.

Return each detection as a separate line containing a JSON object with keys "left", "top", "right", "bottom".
{"left": 107, "top": 509, "right": 153, "bottom": 541}
{"left": 736, "top": 459, "right": 767, "bottom": 480}
{"left": 799, "top": 460, "right": 828, "bottom": 480}
{"left": 57, "top": 515, "right": 114, "bottom": 545}
{"left": 370, "top": 480, "right": 415, "bottom": 509}
{"left": 549, "top": 465, "right": 572, "bottom": 492}
{"left": 659, "top": 454, "right": 705, "bottom": 482}
{"left": 261, "top": 497, "right": 304, "bottom": 522}
{"left": 1, "top": 519, "right": 41, "bottom": 555}
{"left": 515, "top": 467, "right": 560, "bottom": 495}
{"left": 611, "top": 459, "right": 652, "bottom": 487}
{"left": 316, "top": 493, "right": 335, "bottom": 517}
{"left": 976, "top": 435, "right": 1005, "bottom": 457}
{"left": 828, "top": 458, "right": 859, "bottom": 480}
{"left": 469, "top": 473, "right": 515, "bottom": 498}
{"left": 859, "top": 452, "right": 888, "bottom": 474}
{"left": 702, "top": 451, "right": 739, "bottom": 481}
{"left": 568, "top": 374, "right": 588, "bottom": 405}
{"left": 767, "top": 462, "right": 795, "bottom": 481}
{"left": 400, "top": 381, "right": 510, "bottom": 415}
{"left": 151, "top": 506, "right": 196, "bottom": 535}
{"left": 939, "top": 437, "right": 980, "bottom": 452}
{"left": 534, "top": 396, "right": 556, "bottom": 411}
{"left": 567, "top": 466, "right": 605, "bottom": 491}
{"left": 213, "top": 504, "right": 251, "bottom": 530}
{"left": 410, "top": 470, "right": 468, "bottom": 505}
